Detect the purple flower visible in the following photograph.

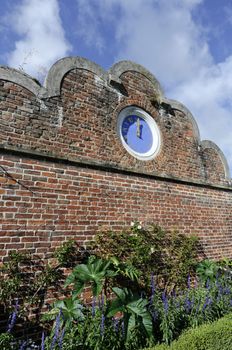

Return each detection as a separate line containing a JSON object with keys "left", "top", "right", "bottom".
{"left": 202, "top": 296, "right": 212, "bottom": 316}
{"left": 19, "top": 341, "right": 26, "bottom": 350}
{"left": 218, "top": 284, "right": 224, "bottom": 298}
{"left": 15, "top": 298, "right": 19, "bottom": 310}
{"left": 185, "top": 296, "right": 192, "bottom": 313}
{"left": 171, "top": 289, "right": 176, "bottom": 298}
{"left": 151, "top": 309, "right": 158, "bottom": 321}
{"left": 59, "top": 328, "right": 65, "bottom": 349}
{"left": 92, "top": 297, "right": 96, "bottom": 317}
{"left": 112, "top": 317, "right": 119, "bottom": 333}
{"left": 7, "top": 299, "right": 19, "bottom": 333}
{"left": 202, "top": 296, "right": 210, "bottom": 311}
{"left": 206, "top": 278, "right": 210, "bottom": 289}
{"left": 121, "top": 320, "right": 125, "bottom": 337}
{"left": 41, "top": 331, "right": 45, "bottom": 350}
{"left": 150, "top": 273, "right": 155, "bottom": 305}
{"left": 99, "top": 293, "right": 104, "bottom": 311}
{"left": 7, "top": 311, "right": 17, "bottom": 333}
{"left": 51, "top": 309, "right": 61, "bottom": 350}
{"left": 100, "top": 313, "right": 105, "bottom": 336}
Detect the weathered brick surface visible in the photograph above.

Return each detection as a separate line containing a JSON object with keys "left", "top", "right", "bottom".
{"left": 0, "top": 153, "right": 232, "bottom": 259}
{"left": 0, "top": 57, "right": 231, "bottom": 260}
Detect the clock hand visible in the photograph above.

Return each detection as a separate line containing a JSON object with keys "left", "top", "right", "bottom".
{"left": 136, "top": 117, "right": 141, "bottom": 138}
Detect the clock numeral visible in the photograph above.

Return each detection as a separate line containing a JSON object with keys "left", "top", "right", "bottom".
{"left": 129, "top": 116, "right": 136, "bottom": 123}
{"left": 123, "top": 121, "right": 130, "bottom": 128}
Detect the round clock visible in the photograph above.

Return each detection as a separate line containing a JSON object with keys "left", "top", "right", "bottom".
{"left": 117, "top": 106, "right": 161, "bottom": 160}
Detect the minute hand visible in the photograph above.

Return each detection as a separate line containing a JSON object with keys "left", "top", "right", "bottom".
{"left": 136, "top": 118, "right": 141, "bottom": 138}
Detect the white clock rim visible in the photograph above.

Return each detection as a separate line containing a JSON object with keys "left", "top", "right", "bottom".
{"left": 117, "top": 106, "right": 161, "bottom": 161}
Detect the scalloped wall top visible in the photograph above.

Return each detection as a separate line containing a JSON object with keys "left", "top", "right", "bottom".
{"left": 0, "top": 56, "right": 164, "bottom": 99}
{"left": 0, "top": 56, "right": 230, "bottom": 182}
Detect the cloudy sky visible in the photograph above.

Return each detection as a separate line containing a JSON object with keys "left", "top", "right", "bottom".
{"left": 1, "top": 0, "right": 232, "bottom": 175}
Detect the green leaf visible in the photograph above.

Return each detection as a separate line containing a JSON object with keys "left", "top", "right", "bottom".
{"left": 64, "top": 257, "right": 116, "bottom": 297}
{"left": 107, "top": 298, "right": 125, "bottom": 317}
{"left": 64, "top": 271, "right": 76, "bottom": 287}
{"left": 141, "top": 311, "right": 153, "bottom": 338}
{"left": 112, "top": 287, "right": 127, "bottom": 302}
{"left": 92, "top": 281, "right": 104, "bottom": 297}
{"left": 54, "top": 300, "right": 66, "bottom": 309}
{"left": 108, "top": 287, "right": 153, "bottom": 342}
{"left": 110, "top": 256, "right": 120, "bottom": 266}
{"left": 127, "top": 314, "right": 136, "bottom": 341}
{"left": 42, "top": 297, "right": 84, "bottom": 327}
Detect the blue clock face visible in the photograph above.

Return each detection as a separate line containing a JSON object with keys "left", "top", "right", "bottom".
{"left": 118, "top": 107, "right": 161, "bottom": 160}
{"left": 121, "top": 114, "right": 153, "bottom": 154}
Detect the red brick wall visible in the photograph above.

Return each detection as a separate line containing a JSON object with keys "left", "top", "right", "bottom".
{"left": 0, "top": 57, "right": 231, "bottom": 260}
{"left": 0, "top": 153, "right": 232, "bottom": 260}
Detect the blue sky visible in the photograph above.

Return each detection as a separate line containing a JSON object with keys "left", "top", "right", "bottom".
{"left": 1, "top": 0, "right": 232, "bottom": 176}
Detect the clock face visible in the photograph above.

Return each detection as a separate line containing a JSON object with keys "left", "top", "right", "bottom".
{"left": 118, "top": 107, "right": 161, "bottom": 160}
{"left": 122, "top": 115, "right": 153, "bottom": 153}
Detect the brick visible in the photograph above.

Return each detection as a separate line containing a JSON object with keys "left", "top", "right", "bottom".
{"left": 0, "top": 59, "right": 231, "bottom": 265}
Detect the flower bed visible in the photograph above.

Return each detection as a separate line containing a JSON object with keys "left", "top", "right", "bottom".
{"left": 1, "top": 223, "right": 232, "bottom": 349}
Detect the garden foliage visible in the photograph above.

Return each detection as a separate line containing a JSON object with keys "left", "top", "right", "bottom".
{"left": 1, "top": 223, "right": 232, "bottom": 349}
{"left": 149, "top": 313, "right": 232, "bottom": 350}
{"left": 93, "top": 223, "right": 199, "bottom": 290}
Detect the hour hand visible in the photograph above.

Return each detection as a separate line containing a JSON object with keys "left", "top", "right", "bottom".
{"left": 136, "top": 118, "right": 141, "bottom": 138}
{"left": 136, "top": 118, "right": 143, "bottom": 138}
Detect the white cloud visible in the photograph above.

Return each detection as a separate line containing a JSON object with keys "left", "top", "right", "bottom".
{"left": 75, "top": 0, "right": 105, "bottom": 52}
{"left": 6, "top": 0, "right": 71, "bottom": 81}
{"left": 106, "top": 0, "right": 212, "bottom": 88}
{"left": 171, "top": 56, "right": 232, "bottom": 169}
{"left": 4, "top": 0, "right": 232, "bottom": 173}
{"left": 75, "top": 0, "right": 210, "bottom": 86}
{"left": 76, "top": 0, "right": 232, "bottom": 174}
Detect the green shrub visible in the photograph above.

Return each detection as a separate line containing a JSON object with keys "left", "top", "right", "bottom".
{"left": 0, "top": 251, "right": 63, "bottom": 316}
{"left": 92, "top": 223, "right": 199, "bottom": 290}
{"left": 0, "top": 333, "right": 15, "bottom": 350}
{"left": 54, "top": 239, "right": 88, "bottom": 267}
{"left": 148, "top": 345, "right": 169, "bottom": 350}
{"left": 148, "top": 314, "right": 232, "bottom": 350}
{"left": 0, "top": 241, "right": 87, "bottom": 338}
{"left": 196, "top": 259, "right": 219, "bottom": 284}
